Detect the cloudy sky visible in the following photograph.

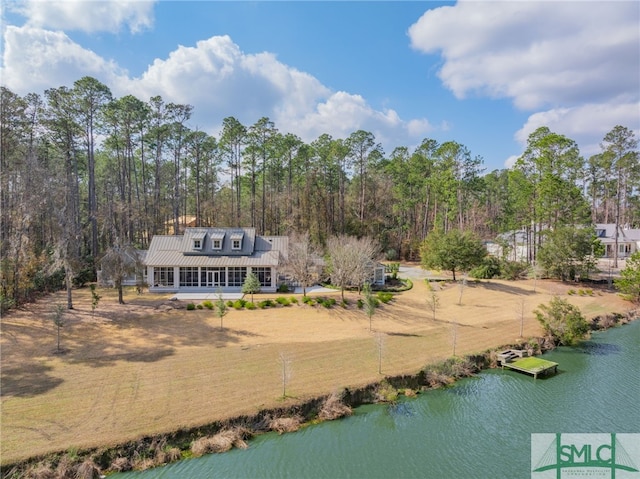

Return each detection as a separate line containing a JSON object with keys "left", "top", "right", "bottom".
{"left": 2, "top": 1, "right": 638, "bottom": 171}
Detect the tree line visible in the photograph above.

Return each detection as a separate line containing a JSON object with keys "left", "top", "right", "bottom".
{"left": 1, "top": 77, "right": 638, "bottom": 309}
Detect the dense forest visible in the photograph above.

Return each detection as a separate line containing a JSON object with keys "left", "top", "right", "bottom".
{"left": 1, "top": 77, "right": 639, "bottom": 308}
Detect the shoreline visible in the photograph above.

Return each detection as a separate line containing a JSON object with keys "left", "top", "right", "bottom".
{"left": 3, "top": 309, "right": 636, "bottom": 479}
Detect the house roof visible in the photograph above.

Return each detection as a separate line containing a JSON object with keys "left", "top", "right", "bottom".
{"left": 145, "top": 228, "right": 288, "bottom": 267}
{"left": 595, "top": 224, "right": 640, "bottom": 243}
{"left": 180, "top": 227, "right": 256, "bottom": 255}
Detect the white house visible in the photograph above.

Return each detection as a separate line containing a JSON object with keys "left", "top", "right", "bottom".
{"left": 145, "top": 227, "right": 288, "bottom": 293}
{"left": 595, "top": 224, "right": 640, "bottom": 258}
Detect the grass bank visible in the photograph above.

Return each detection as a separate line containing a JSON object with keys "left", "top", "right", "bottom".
{"left": 2, "top": 309, "right": 636, "bottom": 478}
{"left": 1, "top": 274, "right": 634, "bottom": 476}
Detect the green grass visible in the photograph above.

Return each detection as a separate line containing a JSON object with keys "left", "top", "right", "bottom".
{"left": 511, "top": 356, "right": 558, "bottom": 372}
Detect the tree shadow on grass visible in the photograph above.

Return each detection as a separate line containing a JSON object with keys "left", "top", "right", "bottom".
{"left": 67, "top": 347, "right": 177, "bottom": 368}
{"left": 387, "top": 332, "right": 422, "bottom": 337}
{"left": 469, "top": 281, "right": 537, "bottom": 296}
{"left": 1, "top": 362, "right": 64, "bottom": 397}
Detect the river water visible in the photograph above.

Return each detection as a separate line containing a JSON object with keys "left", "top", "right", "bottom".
{"left": 116, "top": 320, "right": 639, "bottom": 479}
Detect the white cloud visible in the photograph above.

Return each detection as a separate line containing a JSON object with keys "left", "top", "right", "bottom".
{"left": 16, "top": 0, "right": 155, "bottom": 33}
{"left": 515, "top": 102, "right": 640, "bottom": 158}
{"left": 1, "top": 26, "right": 127, "bottom": 93}
{"left": 1, "top": 28, "right": 435, "bottom": 151}
{"left": 504, "top": 155, "right": 520, "bottom": 169}
{"left": 408, "top": 1, "right": 639, "bottom": 110}
{"left": 410, "top": 1, "right": 639, "bottom": 169}
{"left": 105, "top": 35, "right": 435, "bottom": 148}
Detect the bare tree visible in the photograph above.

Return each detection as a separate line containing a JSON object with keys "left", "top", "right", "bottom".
{"left": 528, "top": 261, "right": 543, "bottom": 293}
{"left": 100, "top": 240, "right": 142, "bottom": 304}
{"left": 215, "top": 289, "right": 228, "bottom": 330}
{"left": 326, "top": 234, "right": 380, "bottom": 301}
{"left": 283, "top": 232, "right": 322, "bottom": 296}
{"left": 278, "top": 351, "right": 293, "bottom": 398}
{"left": 426, "top": 283, "right": 439, "bottom": 320}
{"left": 516, "top": 297, "right": 526, "bottom": 338}
{"left": 51, "top": 304, "right": 66, "bottom": 353}
{"left": 457, "top": 274, "right": 468, "bottom": 305}
{"left": 363, "top": 282, "right": 377, "bottom": 332}
{"left": 375, "top": 332, "right": 386, "bottom": 374}
{"left": 451, "top": 321, "right": 458, "bottom": 356}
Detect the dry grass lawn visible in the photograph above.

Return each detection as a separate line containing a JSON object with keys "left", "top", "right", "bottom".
{"left": 0, "top": 267, "right": 631, "bottom": 465}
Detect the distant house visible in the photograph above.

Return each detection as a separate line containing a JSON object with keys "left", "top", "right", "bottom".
{"left": 97, "top": 249, "right": 147, "bottom": 287}
{"left": 485, "top": 230, "right": 531, "bottom": 262}
{"left": 595, "top": 224, "right": 640, "bottom": 258}
{"left": 145, "top": 227, "right": 288, "bottom": 293}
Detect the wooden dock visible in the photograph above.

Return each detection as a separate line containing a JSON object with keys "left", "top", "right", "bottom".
{"left": 497, "top": 349, "right": 559, "bottom": 379}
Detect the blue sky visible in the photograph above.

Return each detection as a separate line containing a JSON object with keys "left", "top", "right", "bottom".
{"left": 2, "top": 1, "right": 639, "bottom": 172}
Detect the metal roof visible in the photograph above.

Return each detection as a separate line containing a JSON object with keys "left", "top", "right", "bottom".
{"left": 145, "top": 229, "right": 287, "bottom": 267}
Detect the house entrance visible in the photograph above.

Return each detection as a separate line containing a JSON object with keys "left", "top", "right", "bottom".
{"left": 206, "top": 270, "right": 224, "bottom": 288}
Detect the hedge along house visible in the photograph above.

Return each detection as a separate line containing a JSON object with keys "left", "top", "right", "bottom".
{"left": 145, "top": 227, "right": 288, "bottom": 293}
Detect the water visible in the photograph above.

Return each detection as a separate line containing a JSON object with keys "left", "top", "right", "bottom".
{"left": 115, "top": 321, "right": 640, "bottom": 479}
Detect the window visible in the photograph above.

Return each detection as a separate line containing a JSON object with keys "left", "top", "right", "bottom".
{"left": 193, "top": 239, "right": 202, "bottom": 250}
{"left": 179, "top": 267, "right": 199, "bottom": 287}
{"left": 252, "top": 267, "right": 271, "bottom": 287}
{"left": 228, "top": 267, "right": 247, "bottom": 287}
{"left": 230, "top": 232, "right": 244, "bottom": 250}
{"left": 154, "top": 267, "right": 174, "bottom": 287}
{"left": 212, "top": 239, "right": 222, "bottom": 250}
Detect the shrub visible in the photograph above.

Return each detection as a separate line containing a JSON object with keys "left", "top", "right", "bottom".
{"left": 277, "top": 283, "right": 290, "bottom": 293}
{"left": 166, "top": 447, "right": 182, "bottom": 462}
{"left": 385, "top": 248, "right": 398, "bottom": 261}
{"left": 186, "top": 303, "right": 196, "bottom": 311}
{"left": 470, "top": 256, "right": 501, "bottom": 279}
{"left": 375, "top": 381, "right": 398, "bottom": 402}
{"left": 269, "top": 416, "right": 303, "bottom": 434}
{"left": 196, "top": 304, "right": 203, "bottom": 310}
{"left": 245, "top": 301, "right": 256, "bottom": 310}
{"left": 202, "top": 300, "right": 214, "bottom": 310}
{"left": 276, "top": 296, "right": 291, "bottom": 306}
{"left": 258, "top": 299, "right": 274, "bottom": 309}
{"left": 499, "top": 260, "right": 528, "bottom": 280}
{"left": 290, "top": 296, "right": 298, "bottom": 304}
{"left": 341, "top": 299, "right": 349, "bottom": 308}
{"left": 302, "top": 296, "right": 314, "bottom": 305}
{"left": 226, "top": 300, "right": 234, "bottom": 307}
{"left": 535, "top": 297, "right": 589, "bottom": 346}
{"left": 376, "top": 292, "right": 393, "bottom": 303}
{"left": 110, "top": 457, "right": 132, "bottom": 472}
{"left": 318, "top": 392, "right": 352, "bottom": 421}
{"left": 76, "top": 459, "right": 101, "bottom": 479}
{"left": 568, "top": 289, "right": 576, "bottom": 295}
{"left": 357, "top": 298, "right": 364, "bottom": 309}
{"left": 233, "top": 299, "right": 246, "bottom": 310}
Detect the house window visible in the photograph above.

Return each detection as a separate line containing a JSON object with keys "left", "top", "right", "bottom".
{"left": 212, "top": 239, "right": 222, "bottom": 250}
{"left": 179, "top": 267, "right": 199, "bottom": 287}
{"left": 153, "top": 267, "right": 174, "bottom": 287}
{"left": 228, "top": 267, "right": 247, "bottom": 287}
{"left": 193, "top": 239, "right": 202, "bottom": 250}
{"left": 232, "top": 239, "right": 242, "bottom": 250}
{"left": 252, "top": 267, "right": 271, "bottom": 287}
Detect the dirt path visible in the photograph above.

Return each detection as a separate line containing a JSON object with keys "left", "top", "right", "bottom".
{"left": 0, "top": 269, "right": 631, "bottom": 464}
